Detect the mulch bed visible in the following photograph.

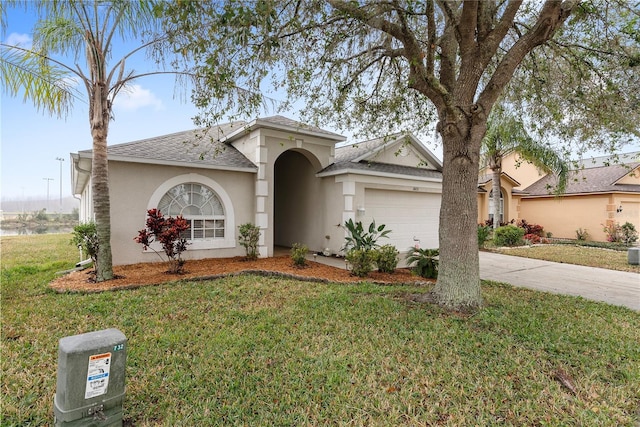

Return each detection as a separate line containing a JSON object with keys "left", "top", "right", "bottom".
{"left": 50, "top": 256, "right": 432, "bottom": 293}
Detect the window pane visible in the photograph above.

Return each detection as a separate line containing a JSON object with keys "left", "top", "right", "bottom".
{"left": 157, "top": 182, "right": 225, "bottom": 241}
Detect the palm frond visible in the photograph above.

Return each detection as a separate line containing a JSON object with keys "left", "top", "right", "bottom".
{"left": 0, "top": 45, "right": 76, "bottom": 117}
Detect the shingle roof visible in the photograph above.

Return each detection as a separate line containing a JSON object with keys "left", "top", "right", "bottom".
{"left": 79, "top": 122, "right": 257, "bottom": 171}
{"left": 478, "top": 172, "right": 520, "bottom": 187}
{"left": 258, "top": 115, "right": 345, "bottom": 139}
{"left": 222, "top": 115, "right": 346, "bottom": 142}
{"left": 320, "top": 160, "right": 443, "bottom": 179}
{"left": 524, "top": 163, "right": 640, "bottom": 196}
{"left": 334, "top": 135, "right": 391, "bottom": 162}
{"left": 321, "top": 132, "right": 442, "bottom": 179}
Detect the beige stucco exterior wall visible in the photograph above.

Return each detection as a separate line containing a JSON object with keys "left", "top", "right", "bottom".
{"left": 108, "top": 161, "right": 255, "bottom": 265}
{"left": 519, "top": 193, "right": 640, "bottom": 241}
{"left": 500, "top": 152, "right": 547, "bottom": 189}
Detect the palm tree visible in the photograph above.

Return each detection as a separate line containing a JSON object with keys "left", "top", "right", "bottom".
{"left": 1, "top": 1, "right": 189, "bottom": 281}
{"left": 482, "top": 108, "right": 569, "bottom": 229}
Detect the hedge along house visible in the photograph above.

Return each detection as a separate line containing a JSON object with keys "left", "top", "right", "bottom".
{"left": 71, "top": 116, "right": 443, "bottom": 266}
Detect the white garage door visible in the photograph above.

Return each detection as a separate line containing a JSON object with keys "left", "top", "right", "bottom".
{"left": 363, "top": 189, "right": 440, "bottom": 252}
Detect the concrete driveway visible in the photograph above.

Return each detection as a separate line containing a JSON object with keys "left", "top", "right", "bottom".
{"left": 479, "top": 251, "right": 640, "bottom": 311}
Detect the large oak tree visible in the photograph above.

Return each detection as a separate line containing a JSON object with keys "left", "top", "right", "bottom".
{"left": 161, "top": 0, "right": 639, "bottom": 309}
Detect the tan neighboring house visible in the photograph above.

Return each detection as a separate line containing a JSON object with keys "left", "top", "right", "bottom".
{"left": 478, "top": 152, "right": 640, "bottom": 241}
{"left": 71, "top": 116, "right": 443, "bottom": 265}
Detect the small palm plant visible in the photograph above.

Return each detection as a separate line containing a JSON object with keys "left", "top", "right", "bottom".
{"left": 405, "top": 248, "right": 439, "bottom": 279}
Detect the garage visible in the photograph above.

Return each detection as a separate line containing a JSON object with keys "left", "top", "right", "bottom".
{"left": 362, "top": 188, "right": 440, "bottom": 253}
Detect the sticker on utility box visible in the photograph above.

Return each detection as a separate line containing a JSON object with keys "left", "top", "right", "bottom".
{"left": 85, "top": 352, "right": 111, "bottom": 399}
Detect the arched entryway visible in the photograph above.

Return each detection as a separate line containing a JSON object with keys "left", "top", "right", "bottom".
{"left": 274, "top": 150, "right": 324, "bottom": 251}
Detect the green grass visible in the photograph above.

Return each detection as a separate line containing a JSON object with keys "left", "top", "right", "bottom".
{"left": 2, "top": 234, "right": 640, "bottom": 426}
{"left": 492, "top": 244, "right": 640, "bottom": 273}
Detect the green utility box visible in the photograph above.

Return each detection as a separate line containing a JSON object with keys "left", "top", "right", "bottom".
{"left": 54, "top": 329, "right": 127, "bottom": 427}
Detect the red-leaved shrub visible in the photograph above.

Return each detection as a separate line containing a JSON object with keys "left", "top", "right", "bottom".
{"left": 135, "top": 209, "right": 190, "bottom": 273}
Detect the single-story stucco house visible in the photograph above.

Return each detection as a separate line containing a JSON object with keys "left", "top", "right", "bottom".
{"left": 477, "top": 151, "right": 640, "bottom": 241}
{"left": 72, "top": 116, "right": 443, "bottom": 265}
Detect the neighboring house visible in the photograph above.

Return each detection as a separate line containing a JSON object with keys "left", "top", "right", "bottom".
{"left": 72, "top": 116, "right": 443, "bottom": 265}
{"left": 519, "top": 161, "right": 640, "bottom": 241}
{"left": 477, "top": 151, "right": 640, "bottom": 241}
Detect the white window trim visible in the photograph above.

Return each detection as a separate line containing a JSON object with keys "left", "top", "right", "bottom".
{"left": 146, "top": 173, "right": 236, "bottom": 250}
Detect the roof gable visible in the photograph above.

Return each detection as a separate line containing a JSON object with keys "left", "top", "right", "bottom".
{"left": 478, "top": 172, "right": 521, "bottom": 187}
{"left": 318, "top": 132, "right": 442, "bottom": 180}
{"left": 334, "top": 133, "right": 442, "bottom": 171}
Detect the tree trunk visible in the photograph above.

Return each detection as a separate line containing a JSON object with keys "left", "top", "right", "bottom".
{"left": 491, "top": 167, "right": 501, "bottom": 229}
{"left": 91, "top": 82, "right": 114, "bottom": 282}
{"left": 431, "top": 116, "right": 485, "bottom": 310}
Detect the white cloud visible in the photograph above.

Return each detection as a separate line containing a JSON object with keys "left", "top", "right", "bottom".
{"left": 113, "top": 84, "right": 164, "bottom": 112}
{"left": 5, "top": 32, "right": 32, "bottom": 48}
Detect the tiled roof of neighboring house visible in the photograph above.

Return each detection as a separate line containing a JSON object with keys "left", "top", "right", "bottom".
{"left": 523, "top": 163, "right": 640, "bottom": 196}
{"left": 575, "top": 152, "right": 640, "bottom": 168}
{"left": 78, "top": 122, "right": 258, "bottom": 171}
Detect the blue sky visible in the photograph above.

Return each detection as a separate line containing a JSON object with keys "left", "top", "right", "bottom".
{"left": 1, "top": 8, "right": 213, "bottom": 202}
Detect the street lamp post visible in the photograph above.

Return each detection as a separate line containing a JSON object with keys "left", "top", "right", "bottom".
{"left": 56, "top": 157, "right": 65, "bottom": 211}
{"left": 43, "top": 178, "right": 54, "bottom": 212}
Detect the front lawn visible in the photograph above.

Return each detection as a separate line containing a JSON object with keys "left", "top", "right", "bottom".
{"left": 2, "top": 234, "right": 639, "bottom": 426}
{"left": 492, "top": 244, "right": 640, "bottom": 273}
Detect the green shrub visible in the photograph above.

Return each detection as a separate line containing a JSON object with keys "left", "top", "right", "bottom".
{"left": 575, "top": 228, "right": 589, "bottom": 241}
{"left": 621, "top": 222, "right": 639, "bottom": 245}
{"left": 239, "top": 223, "right": 261, "bottom": 260}
{"left": 32, "top": 209, "right": 49, "bottom": 222}
{"left": 493, "top": 225, "right": 525, "bottom": 247}
{"left": 346, "top": 248, "right": 376, "bottom": 277}
{"left": 405, "top": 248, "right": 439, "bottom": 279}
{"left": 71, "top": 221, "right": 99, "bottom": 270}
{"left": 374, "top": 244, "right": 399, "bottom": 273}
{"left": 477, "top": 225, "right": 491, "bottom": 249}
{"left": 290, "top": 243, "right": 308, "bottom": 267}
{"left": 342, "top": 219, "right": 391, "bottom": 252}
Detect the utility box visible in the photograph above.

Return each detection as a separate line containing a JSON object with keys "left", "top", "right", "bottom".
{"left": 629, "top": 248, "right": 640, "bottom": 265}
{"left": 54, "top": 329, "right": 127, "bottom": 427}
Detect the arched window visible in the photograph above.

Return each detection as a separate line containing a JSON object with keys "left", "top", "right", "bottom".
{"left": 488, "top": 189, "right": 504, "bottom": 223}
{"left": 158, "top": 183, "right": 225, "bottom": 240}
